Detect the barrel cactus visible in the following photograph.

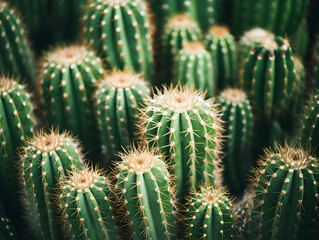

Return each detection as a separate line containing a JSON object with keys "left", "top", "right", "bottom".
{"left": 217, "top": 88, "right": 253, "bottom": 194}
{"left": 114, "top": 147, "right": 177, "bottom": 239}
{"left": 95, "top": 70, "right": 151, "bottom": 159}
{"left": 22, "top": 130, "right": 83, "bottom": 240}
{"left": 250, "top": 144, "right": 319, "bottom": 239}
{"left": 174, "top": 41, "right": 215, "bottom": 97}
{"left": 205, "top": 25, "right": 237, "bottom": 91}
{"left": 83, "top": 0, "right": 154, "bottom": 83}
{"left": 59, "top": 166, "right": 119, "bottom": 240}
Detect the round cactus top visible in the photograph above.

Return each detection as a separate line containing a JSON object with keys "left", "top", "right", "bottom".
{"left": 102, "top": 70, "right": 144, "bottom": 89}
{"left": 240, "top": 28, "right": 274, "bottom": 45}
{"left": 66, "top": 167, "right": 104, "bottom": 190}
{"left": 167, "top": 14, "right": 197, "bottom": 29}
{"left": 102, "top": 0, "right": 131, "bottom": 6}
{"left": 46, "top": 45, "right": 87, "bottom": 66}
{"left": 209, "top": 25, "right": 230, "bottom": 36}
{"left": 193, "top": 186, "right": 230, "bottom": 205}
{"left": 220, "top": 88, "right": 247, "bottom": 103}
{"left": 182, "top": 41, "right": 205, "bottom": 54}
{"left": 0, "top": 77, "right": 17, "bottom": 93}
{"left": 262, "top": 36, "right": 278, "bottom": 50}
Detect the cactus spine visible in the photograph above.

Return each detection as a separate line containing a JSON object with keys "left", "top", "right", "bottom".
{"left": 250, "top": 144, "right": 319, "bottom": 239}
{"left": 114, "top": 148, "right": 176, "bottom": 239}
{"left": 83, "top": 0, "right": 154, "bottom": 84}
{"left": 217, "top": 89, "right": 253, "bottom": 193}
{"left": 22, "top": 130, "right": 83, "bottom": 240}
{"left": 0, "top": 2, "right": 35, "bottom": 86}
{"left": 0, "top": 209, "right": 17, "bottom": 240}
{"left": 95, "top": 70, "right": 151, "bottom": 159}
{"left": 205, "top": 26, "right": 237, "bottom": 91}
{"left": 185, "top": 186, "right": 234, "bottom": 239}
{"left": 59, "top": 166, "right": 118, "bottom": 240}
{"left": 174, "top": 41, "right": 215, "bottom": 98}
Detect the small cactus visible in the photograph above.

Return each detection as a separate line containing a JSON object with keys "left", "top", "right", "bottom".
{"left": 0, "top": 209, "right": 18, "bottom": 239}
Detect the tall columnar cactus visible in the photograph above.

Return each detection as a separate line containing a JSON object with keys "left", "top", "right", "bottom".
{"left": 114, "top": 148, "right": 177, "bottom": 239}
{"left": 185, "top": 186, "right": 234, "bottom": 239}
{"left": 174, "top": 41, "right": 215, "bottom": 98}
{"left": 22, "top": 130, "right": 83, "bottom": 240}
{"left": 250, "top": 144, "right": 319, "bottom": 239}
{"left": 163, "top": 14, "right": 202, "bottom": 84}
{"left": 0, "top": 1, "right": 35, "bottom": 86}
{"left": 242, "top": 36, "right": 295, "bottom": 120}
{"left": 217, "top": 89, "right": 253, "bottom": 193}
{"left": 95, "top": 70, "right": 151, "bottom": 159}
{"left": 205, "top": 26, "right": 237, "bottom": 91}
{"left": 83, "top": 0, "right": 154, "bottom": 84}
{"left": 39, "top": 45, "right": 104, "bottom": 155}
{"left": 140, "top": 86, "right": 223, "bottom": 202}
{"left": 59, "top": 166, "right": 118, "bottom": 240}
{"left": 0, "top": 209, "right": 18, "bottom": 240}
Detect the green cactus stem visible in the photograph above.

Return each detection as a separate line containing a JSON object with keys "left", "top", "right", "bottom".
{"left": 205, "top": 25, "right": 237, "bottom": 91}
{"left": 114, "top": 147, "right": 177, "bottom": 239}
{"left": 250, "top": 144, "right": 319, "bottom": 239}
{"left": 22, "top": 130, "right": 83, "bottom": 240}
{"left": 185, "top": 186, "right": 234, "bottom": 239}
{"left": 95, "top": 70, "right": 151, "bottom": 160}
{"left": 59, "top": 166, "right": 119, "bottom": 240}
{"left": 217, "top": 89, "right": 253, "bottom": 194}
{"left": 0, "top": 1, "right": 35, "bottom": 87}
{"left": 83, "top": 0, "right": 154, "bottom": 84}
{"left": 0, "top": 209, "right": 18, "bottom": 240}
{"left": 174, "top": 41, "right": 215, "bottom": 98}
{"left": 292, "top": 19, "right": 309, "bottom": 60}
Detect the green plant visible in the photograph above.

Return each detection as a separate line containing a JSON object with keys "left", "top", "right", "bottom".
{"left": 292, "top": 19, "right": 309, "bottom": 60}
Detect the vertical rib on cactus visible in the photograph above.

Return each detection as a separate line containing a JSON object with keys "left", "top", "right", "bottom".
{"left": 174, "top": 42, "right": 215, "bottom": 98}
{"left": 59, "top": 166, "right": 118, "bottom": 240}
{"left": 217, "top": 89, "right": 253, "bottom": 194}
{"left": 140, "top": 85, "right": 223, "bottom": 203}
{"left": 205, "top": 26, "right": 237, "bottom": 91}
{"left": 83, "top": 0, "right": 154, "bottom": 84}
{"left": 114, "top": 147, "right": 177, "bottom": 239}
{"left": 0, "top": 2, "right": 35, "bottom": 87}
{"left": 0, "top": 209, "right": 18, "bottom": 240}
{"left": 95, "top": 70, "right": 151, "bottom": 160}
{"left": 21, "top": 130, "right": 83, "bottom": 240}
{"left": 185, "top": 186, "right": 234, "bottom": 239}
{"left": 39, "top": 45, "right": 104, "bottom": 156}
{"left": 250, "top": 144, "right": 319, "bottom": 239}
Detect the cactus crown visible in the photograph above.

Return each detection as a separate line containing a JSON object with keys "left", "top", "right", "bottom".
{"left": 183, "top": 41, "right": 205, "bottom": 53}
{"left": 101, "top": 70, "right": 142, "bottom": 89}
{"left": 220, "top": 88, "right": 247, "bottom": 103}
{"left": 241, "top": 28, "right": 274, "bottom": 44}
{"left": 102, "top": 0, "right": 130, "bottom": 6}
{"left": 167, "top": 14, "right": 197, "bottom": 29}
{"left": 209, "top": 25, "right": 230, "bottom": 36}
{"left": 199, "top": 186, "right": 229, "bottom": 204}
{"left": 0, "top": 76, "right": 16, "bottom": 93}
{"left": 262, "top": 36, "right": 278, "bottom": 50}
{"left": 45, "top": 45, "right": 87, "bottom": 66}
{"left": 64, "top": 166, "right": 102, "bottom": 190}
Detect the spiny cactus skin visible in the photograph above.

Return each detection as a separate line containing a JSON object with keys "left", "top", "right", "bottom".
{"left": 95, "top": 71, "right": 150, "bottom": 159}
{"left": 250, "top": 145, "right": 319, "bottom": 239}
{"left": 140, "top": 86, "right": 222, "bottom": 202}
{"left": 185, "top": 186, "right": 233, "bottom": 240}
{"left": 22, "top": 131, "right": 83, "bottom": 240}
{"left": 205, "top": 26, "right": 237, "bottom": 91}
{"left": 0, "top": 2, "right": 35, "bottom": 86}
{"left": 0, "top": 209, "right": 18, "bottom": 240}
{"left": 217, "top": 89, "right": 253, "bottom": 194}
{"left": 174, "top": 42, "right": 215, "bottom": 98}
{"left": 83, "top": 0, "right": 154, "bottom": 84}
{"left": 39, "top": 46, "right": 104, "bottom": 155}
{"left": 114, "top": 148, "right": 176, "bottom": 239}
{"left": 242, "top": 36, "right": 295, "bottom": 120}
{"left": 59, "top": 166, "right": 118, "bottom": 240}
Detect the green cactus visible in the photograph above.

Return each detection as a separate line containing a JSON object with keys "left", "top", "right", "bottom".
{"left": 174, "top": 41, "right": 215, "bottom": 98}
{"left": 185, "top": 186, "right": 234, "bottom": 239}
{"left": 0, "top": 1, "right": 35, "bottom": 87}
{"left": 140, "top": 85, "right": 223, "bottom": 202}
{"left": 0, "top": 209, "right": 18, "bottom": 240}
{"left": 83, "top": 0, "right": 154, "bottom": 84}
{"left": 250, "top": 144, "right": 319, "bottom": 239}
{"left": 205, "top": 26, "right": 237, "bottom": 91}
{"left": 95, "top": 70, "right": 151, "bottom": 160}
{"left": 59, "top": 166, "right": 119, "bottom": 240}
{"left": 22, "top": 130, "right": 83, "bottom": 240}
{"left": 313, "top": 36, "right": 319, "bottom": 88}
{"left": 39, "top": 45, "right": 104, "bottom": 156}
{"left": 114, "top": 147, "right": 177, "bottom": 239}
{"left": 292, "top": 19, "right": 309, "bottom": 60}
{"left": 217, "top": 89, "right": 253, "bottom": 194}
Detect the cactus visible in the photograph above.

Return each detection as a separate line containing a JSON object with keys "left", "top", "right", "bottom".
{"left": 162, "top": 14, "right": 202, "bottom": 84}
{"left": 174, "top": 41, "right": 215, "bottom": 98}
{"left": 83, "top": 0, "right": 154, "bottom": 84}
{"left": 22, "top": 130, "right": 83, "bottom": 240}
{"left": 0, "top": 209, "right": 18, "bottom": 240}
{"left": 95, "top": 70, "right": 151, "bottom": 160}
{"left": 140, "top": 85, "right": 223, "bottom": 202}
{"left": 292, "top": 19, "right": 309, "bottom": 60}
{"left": 217, "top": 88, "right": 253, "bottom": 194}
{"left": 59, "top": 166, "right": 118, "bottom": 240}
{"left": 185, "top": 186, "right": 234, "bottom": 239}
{"left": 313, "top": 36, "right": 319, "bottom": 88}
{"left": 0, "top": 1, "right": 35, "bottom": 87}
{"left": 39, "top": 45, "right": 104, "bottom": 156}
{"left": 114, "top": 147, "right": 177, "bottom": 239}
{"left": 205, "top": 26, "right": 237, "bottom": 91}
{"left": 250, "top": 144, "right": 319, "bottom": 239}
